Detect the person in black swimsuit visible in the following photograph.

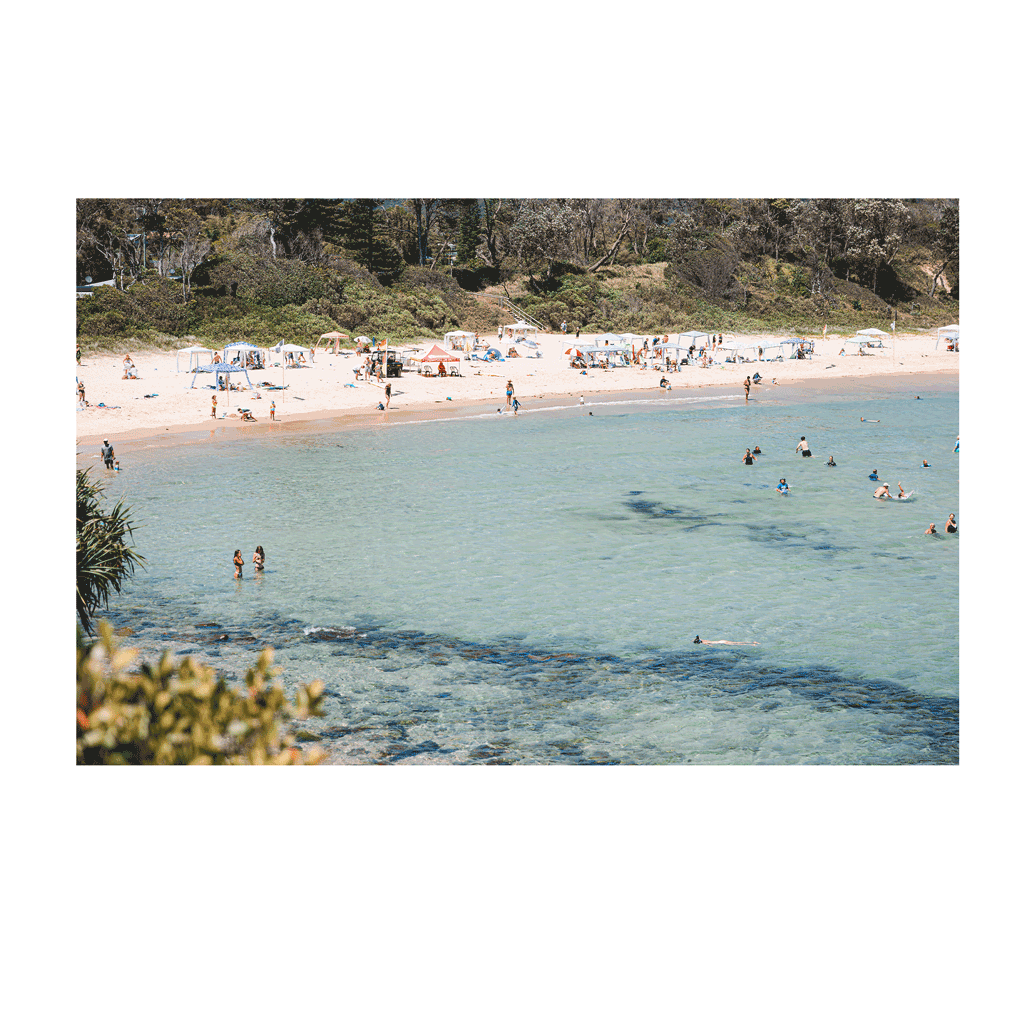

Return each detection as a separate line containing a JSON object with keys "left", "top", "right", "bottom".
{"left": 743, "top": 448, "right": 755, "bottom": 465}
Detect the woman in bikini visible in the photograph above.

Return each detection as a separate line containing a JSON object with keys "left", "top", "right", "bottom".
{"left": 233, "top": 550, "right": 244, "bottom": 578}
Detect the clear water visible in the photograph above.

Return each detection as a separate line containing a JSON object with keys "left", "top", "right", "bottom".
{"left": 90, "top": 376, "right": 959, "bottom": 764}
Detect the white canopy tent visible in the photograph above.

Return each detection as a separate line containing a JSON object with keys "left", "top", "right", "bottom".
{"left": 444, "top": 330, "right": 478, "bottom": 352}
{"left": 592, "top": 333, "right": 626, "bottom": 347}
{"left": 722, "top": 343, "right": 763, "bottom": 363}
{"left": 677, "top": 330, "right": 711, "bottom": 348}
{"left": 223, "top": 341, "right": 268, "bottom": 369}
{"left": 277, "top": 343, "right": 314, "bottom": 366}
{"left": 176, "top": 344, "right": 214, "bottom": 372}
{"left": 935, "top": 324, "right": 959, "bottom": 349}
{"left": 503, "top": 322, "right": 539, "bottom": 340}
{"left": 856, "top": 328, "right": 889, "bottom": 338}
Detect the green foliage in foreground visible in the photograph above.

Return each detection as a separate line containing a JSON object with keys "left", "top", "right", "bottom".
{"left": 77, "top": 623, "right": 326, "bottom": 765}
{"left": 77, "top": 469, "right": 145, "bottom": 635}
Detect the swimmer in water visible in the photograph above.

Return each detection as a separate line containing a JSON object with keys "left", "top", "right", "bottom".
{"left": 743, "top": 448, "right": 755, "bottom": 465}
{"left": 752, "top": 445, "right": 761, "bottom": 455}
{"left": 693, "top": 635, "right": 758, "bottom": 646}
{"left": 925, "top": 523, "right": 938, "bottom": 535}
{"left": 869, "top": 469, "right": 879, "bottom": 481}
{"left": 896, "top": 482, "right": 908, "bottom": 498}
{"left": 953, "top": 436, "right": 959, "bottom": 453}
{"left": 922, "top": 459, "right": 931, "bottom": 467}
{"left": 945, "top": 513, "right": 958, "bottom": 534}
{"left": 777, "top": 478, "right": 789, "bottom": 494}
{"left": 860, "top": 417, "right": 881, "bottom": 423}
{"left": 873, "top": 483, "right": 892, "bottom": 499}
{"left": 825, "top": 456, "right": 836, "bottom": 466}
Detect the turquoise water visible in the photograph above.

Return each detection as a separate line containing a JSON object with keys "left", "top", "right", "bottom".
{"left": 90, "top": 376, "right": 959, "bottom": 763}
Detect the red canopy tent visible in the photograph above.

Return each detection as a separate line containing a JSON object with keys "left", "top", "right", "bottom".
{"left": 419, "top": 344, "right": 461, "bottom": 376}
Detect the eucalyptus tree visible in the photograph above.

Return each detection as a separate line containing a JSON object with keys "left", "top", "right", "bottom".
{"left": 928, "top": 203, "right": 959, "bottom": 298}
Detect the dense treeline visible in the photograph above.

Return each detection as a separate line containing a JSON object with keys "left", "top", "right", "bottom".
{"left": 76, "top": 198, "right": 959, "bottom": 347}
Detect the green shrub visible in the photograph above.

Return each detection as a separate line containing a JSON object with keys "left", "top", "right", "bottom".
{"left": 77, "top": 623, "right": 326, "bottom": 765}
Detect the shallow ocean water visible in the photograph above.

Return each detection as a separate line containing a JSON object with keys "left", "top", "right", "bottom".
{"left": 90, "top": 376, "right": 959, "bottom": 764}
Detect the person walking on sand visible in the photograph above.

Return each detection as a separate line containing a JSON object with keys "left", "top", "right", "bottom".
{"left": 796, "top": 435, "right": 812, "bottom": 457}
{"left": 744, "top": 376, "right": 751, "bottom": 402}
{"left": 270, "top": 399, "right": 275, "bottom": 421}
{"left": 505, "top": 380, "right": 514, "bottom": 409}
{"left": 211, "top": 395, "right": 217, "bottom": 418}
{"left": 384, "top": 382, "right": 391, "bottom": 409}
{"left": 78, "top": 380, "right": 86, "bottom": 404}
{"left": 100, "top": 439, "right": 115, "bottom": 470}
{"left": 233, "top": 550, "right": 244, "bottom": 578}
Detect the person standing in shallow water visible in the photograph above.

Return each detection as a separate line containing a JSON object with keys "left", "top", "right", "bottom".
{"left": 744, "top": 376, "right": 751, "bottom": 402}
{"left": 796, "top": 435, "right": 812, "bottom": 457}
{"left": 233, "top": 550, "right": 244, "bottom": 578}
{"left": 252, "top": 545, "right": 265, "bottom": 571}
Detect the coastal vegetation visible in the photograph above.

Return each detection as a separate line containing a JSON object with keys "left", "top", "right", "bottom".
{"left": 76, "top": 199, "right": 959, "bottom": 353}
{"left": 76, "top": 468, "right": 145, "bottom": 635}
{"left": 77, "top": 623, "right": 326, "bottom": 764}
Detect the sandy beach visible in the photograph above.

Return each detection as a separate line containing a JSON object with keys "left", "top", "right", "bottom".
{"left": 76, "top": 331, "right": 958, "bottom": 451}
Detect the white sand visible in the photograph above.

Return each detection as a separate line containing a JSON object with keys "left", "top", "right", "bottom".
{"left": 76, "top": 332, "right": 958, "bottom": 447}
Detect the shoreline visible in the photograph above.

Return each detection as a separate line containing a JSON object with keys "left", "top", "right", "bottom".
{"left": 76, "top": 331, "right": 958, "bottom": 454}
{"left": 77, "top": 369, "right": 958, "bottom": 459}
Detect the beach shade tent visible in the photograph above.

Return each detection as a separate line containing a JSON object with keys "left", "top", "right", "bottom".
{"left": 753, "top": 340, "right": 787, "bottom": 361}
{"left": 778, "top": 338, "right": 812, "bottom": 359}
{"left": 271, "top": 342, "right": 315, "bottom": 365}
{"left": 935, "top": 324, "right": 960, "bottom": 349}
{"left": 504, "top": 322, "right": 538, "bottom": 339}
{"left": 223, "top": 341, "right": 267, "bottom": 369}
{"left": 318, "top": 331, "right": 350, "bottom": 355}
{"left": 619, "top": 333, "right": 649, "bottom": 358}
{"left": 677, "top": 330, "right": 712, "bottom": 348}
{"left": 722, "top": 343, "right": 762, "bottom": 362}
{"left": 856, "top": 328, "right": 889, "bottom": 338}
{"left": 190, "top": 361, "right": 253, "bottom": 398}
{"left": 176, "top": 344, "right": 214, "bottom": 372}
{"left": 420, "top": 344, "right": 462, "bottom": 375}
{"left": 444, "top": 330, "right": 478, "bottom": 352}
